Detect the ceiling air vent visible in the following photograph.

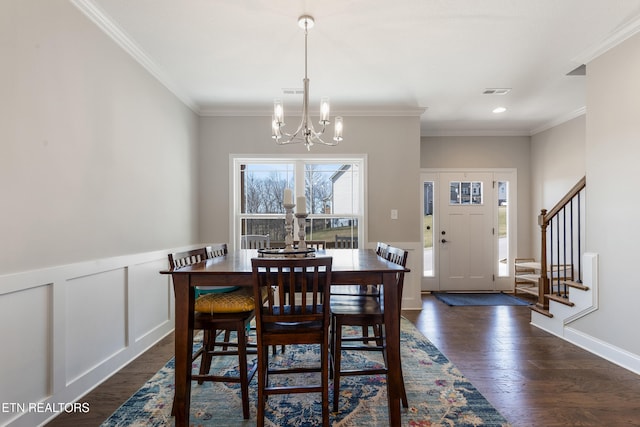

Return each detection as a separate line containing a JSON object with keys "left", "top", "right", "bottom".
{"left": 282, "top": 88, "right": 304, "bottom": 95}
{"left": 483, "top": 88, "right": 511, "bottom": 95}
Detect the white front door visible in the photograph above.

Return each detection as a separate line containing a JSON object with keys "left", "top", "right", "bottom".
{"left": 438, "top": 172, "right": 494, "bottom": 291}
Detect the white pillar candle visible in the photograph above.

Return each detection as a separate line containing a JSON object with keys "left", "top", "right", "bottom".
{"left": 296, "top": 196, "right": 306, "bottom": 213}
{"left": 284, "top": 188, "right": 293, "bottom": 205}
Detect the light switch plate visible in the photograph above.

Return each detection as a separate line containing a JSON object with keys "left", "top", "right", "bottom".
{"left": 391, "top": 209, "right": 398, "bottom": 220}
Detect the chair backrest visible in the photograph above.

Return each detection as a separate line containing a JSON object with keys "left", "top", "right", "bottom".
{"left": 241, "top": 234, "right": 270, "bottom": 249}
{"left": 205, "top": 243, "right": 228, "bottom": 259}
{"left": 376, "top": 242, "right": 389, "bottom": 257}
{"left": 168, "top": 248, "right": 207, "bottom": 269}
{"left": 385, "top": 245, "right": 409, "bottom": 297}
{"left": 300, "top": 240, "right": 326, "bottom": 250}
{"left": 251, "top": 257, "right": 332, "bottom": 329}
{"left": 386, "top": 245, "right": 408, "bottom": 268}
{"left": 335, "top": 235, "right": 358, "bottom": 249}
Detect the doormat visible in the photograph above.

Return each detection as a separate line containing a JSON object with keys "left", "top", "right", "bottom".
{"left": 433, "top": 292, "right": 532, "bottom": 306}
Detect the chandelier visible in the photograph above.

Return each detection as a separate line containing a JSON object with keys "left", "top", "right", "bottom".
{"left": 271, "top": 15, "right": 343, "bottom": 150}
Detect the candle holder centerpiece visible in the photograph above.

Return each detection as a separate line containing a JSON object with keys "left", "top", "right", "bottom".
{"left": 284, "top": 203, "right": 296, "bottom": 252}
{"left": 295, "top": 212, "right": 309, "bottom": 251}
{"left": 257, "top": 188, "right": 315, "bottom": 258}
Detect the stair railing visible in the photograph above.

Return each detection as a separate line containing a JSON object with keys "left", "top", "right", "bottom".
{"left": 537, "top": 176, "right": 586, "bottom": 311}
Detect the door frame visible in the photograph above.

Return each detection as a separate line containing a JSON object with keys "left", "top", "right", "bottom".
{"left": 420, "top": 168, "right": 517, "bottom": 292}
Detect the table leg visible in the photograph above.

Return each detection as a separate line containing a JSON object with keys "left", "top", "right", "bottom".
{"left": 172, "top": 274, "right": 194, "bottom": 427}
{"left": 382, "top": 271, "right": 401, "bottom": 426}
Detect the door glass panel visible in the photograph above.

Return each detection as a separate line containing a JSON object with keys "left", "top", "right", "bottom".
{"left": 423, "top": 181, "right": 434, "bottom": 276}
{"left": 498, "top": 181, "right": 509, "bottom": 276}
{"left": 449, "top": 182, "right": 460, "bottom": 204}
{"left": 450, "top": 181, "right": 483, "bottom": 205}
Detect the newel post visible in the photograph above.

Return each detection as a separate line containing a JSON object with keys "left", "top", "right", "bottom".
{"left": 538, "top": 209, "right": 549, "bottom": 310}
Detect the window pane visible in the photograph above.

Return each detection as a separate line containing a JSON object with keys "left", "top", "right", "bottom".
{"left": 460, "top": 182, "right": 471, "bottom": 204}
{"left": 423, "top": 181, "right": 434, "bottom": 277}
{"left": 450, "top": 182, "right": 460, "bottom": 204}
{"left": 471, "top": 182, "right": 483, "bottom": 204}
{"left": 498, "top": 181, "right": 509, "bottom": 276}
{"left": 306, "top": 163, "right": 360, "bottom": 215}
{"left": 240, "top": 163, "right": 294, "bottom": 214}
{"left": 306, "top": 217, "right": 358, "bottom": 248}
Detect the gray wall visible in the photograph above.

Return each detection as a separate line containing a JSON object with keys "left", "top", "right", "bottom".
{"left": 574, "top": 31, "right": 640, "bottom": 356}
{"left": 0, "top": 0, "right": 199, "bottom": 274}
{"left": 198, "top": 115, "right": 422, "bottom": 245}
{"left": 530, "top": 115, "right": 586, "bottom": 257}
{"left": 420, "top": 135, "right": 532, "bottom": 258}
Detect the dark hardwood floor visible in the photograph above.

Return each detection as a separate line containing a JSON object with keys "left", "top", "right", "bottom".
{"left": 47, "top": 294, "right": 640, "bottom": 426}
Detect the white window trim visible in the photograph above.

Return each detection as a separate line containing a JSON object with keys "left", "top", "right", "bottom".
{"left": 229, "top": 154, "right": 368, "bottom": 250}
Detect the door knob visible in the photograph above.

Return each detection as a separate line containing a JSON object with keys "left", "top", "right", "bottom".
{"left": 441, "top": 238, "right": 448, "bottom": 243}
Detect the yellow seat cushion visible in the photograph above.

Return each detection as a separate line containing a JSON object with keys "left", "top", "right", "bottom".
{"left": 194, "top": 288, "right": 268, "bottom": 314}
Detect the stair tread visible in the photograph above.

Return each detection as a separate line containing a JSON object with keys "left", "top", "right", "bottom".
{"left": 530, "top": 305, "right": 553, "bottom": 318}
{"left": 563, "top": 280, "right": 589, "bottom": 290}
{"left": 545, "top": 293, "right": 575, "bottom": 306}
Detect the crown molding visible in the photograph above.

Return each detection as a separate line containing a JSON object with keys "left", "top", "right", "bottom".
{"left": 573, "top": 15, "right": 640, "bottom": 64}
{"left": 421, "top": 129, "right": 531, "bottom": 137}
{"left": 199, "top": 107, "right": 427, "bottom": 118}
{"left": 529, "top": 107, "right": 586, "bottom": 136}
{"left": 70, "top": 0, "right": 199, "bottom": 113}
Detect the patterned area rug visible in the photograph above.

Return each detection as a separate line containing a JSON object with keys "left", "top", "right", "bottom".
{"left": 102, "top": 318, "right": 511, "bottom": 426}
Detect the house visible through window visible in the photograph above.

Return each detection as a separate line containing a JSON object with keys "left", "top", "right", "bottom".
{"left": 232, "top": 157, "right": 365, "bottom": 249}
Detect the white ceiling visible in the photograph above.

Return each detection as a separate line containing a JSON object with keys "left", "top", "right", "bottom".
{"left": 76, "top": 0, "right": 640, "bottom": 136}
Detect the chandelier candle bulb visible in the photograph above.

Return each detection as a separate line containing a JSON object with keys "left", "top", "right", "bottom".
{"left": 296, "top": 196, "right": 306, "bottom": 214}
{"left": 333, "top": 116, "right": 344, "bottom": 141}
{"left": 274, "top": 99, "right": 284, "bottom": 124}
{"left": 320, "top": 97, "right": 330, "bottom": 123}
{"left": 272, "top": 117, "right": 281, "bottom": 139}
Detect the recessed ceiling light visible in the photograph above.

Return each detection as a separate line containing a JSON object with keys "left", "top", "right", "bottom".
{"left": 493, "top": 107, "right": 507, "bottom": 114}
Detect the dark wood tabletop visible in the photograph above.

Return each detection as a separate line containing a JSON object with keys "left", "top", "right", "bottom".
{"left": 162, "top": 248, "right": 409, "bottom": 426}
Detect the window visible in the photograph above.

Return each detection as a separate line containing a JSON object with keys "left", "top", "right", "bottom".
{"left": 232, "top": 156, "right": 366, "bottom": 249}
{"left": 497, "top": 180, "right": 509, "bottom": 276}
{"left": 423, "top": 180, "right": 434, "bottom": 276}
{"left": 449, "top": 181, "right": 483, "bottom": 205}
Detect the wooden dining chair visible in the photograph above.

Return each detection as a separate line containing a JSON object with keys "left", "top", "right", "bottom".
{"left": 334, "top": 235, "right": 357, "bottom": 248}
{"left": 297, "top": 240, "right": 326, "bottom": 250}
{"left": 168, "top": 246, "right": 258, "bottom": 420}
{"left": 241, "top": 234, "right": 270, "bottom": 249}
{"left": 329, "top": 244, "right": 409, "bottom": 412}
{"left": 251, "top": 256, "right": 333, "bottom": 427}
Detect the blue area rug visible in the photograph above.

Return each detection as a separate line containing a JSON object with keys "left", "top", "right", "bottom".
{"left": 102, "top": 318, "right": 511, "bottom": 426}
{"left": 433, "top": 292, "right": 532, "bottom": 306}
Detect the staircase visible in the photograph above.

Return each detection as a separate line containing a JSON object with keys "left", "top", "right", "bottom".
{"left": 526, "top": 177, "right": 599, "bottom": 335}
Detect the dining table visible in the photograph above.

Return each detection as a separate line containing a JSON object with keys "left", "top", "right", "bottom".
{"left": 161, "top": 248, "right": 410, "bottom": 427}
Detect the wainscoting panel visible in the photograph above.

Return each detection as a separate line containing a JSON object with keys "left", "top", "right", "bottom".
{"left": 130, "top": 259, "right": 172, "bottom": 343}
{"left": 65, "top": 268, "right": 128, "bottom": 385}
{"left": 0, "top": 284, "right": 52, "bottom": 414}
{"left": 0, "top": 248, "right": 184, "bottom": 427}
